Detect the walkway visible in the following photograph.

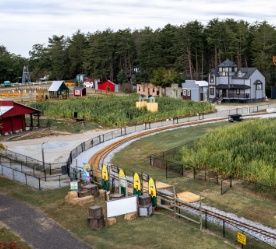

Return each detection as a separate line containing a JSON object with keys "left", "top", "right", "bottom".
{"left": 0, "top": 194, "right": 92, "bottom": 249}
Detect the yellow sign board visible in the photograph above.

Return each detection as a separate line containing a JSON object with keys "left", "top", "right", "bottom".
{"left": 237, "top": 232, "right": 246, "bottom": 245}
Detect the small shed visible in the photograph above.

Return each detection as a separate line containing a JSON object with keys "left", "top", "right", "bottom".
{"left": 74, "top": 86, "right": 86, "bottom": 97}
{"left": 48, "top": 81, "right": 70, "bottom": 99}
{"left": 182, "top": 80, "right": 208, "bottom": 101}
{"left": 97, "top": 80, "right": 115, "bottom": 92}
{"left": 0, "top": 100, "right": 41, "bottom": 135}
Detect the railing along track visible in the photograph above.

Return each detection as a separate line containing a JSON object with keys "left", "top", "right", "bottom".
{"left": 88, "top": 113, "right": 276, "bottom": 245}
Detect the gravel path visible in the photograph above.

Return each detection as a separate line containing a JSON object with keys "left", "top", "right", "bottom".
{"left": 0, "top": 194, "right": 92, "bottom": 249}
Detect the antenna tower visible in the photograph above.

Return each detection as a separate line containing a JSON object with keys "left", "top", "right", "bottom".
{"left": 22, "top": 65, "right": 30, "bottom": 83}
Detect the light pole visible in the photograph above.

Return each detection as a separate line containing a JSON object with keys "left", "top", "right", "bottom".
{"left": 41, "top": 142, "right": 46, "bottom": 171}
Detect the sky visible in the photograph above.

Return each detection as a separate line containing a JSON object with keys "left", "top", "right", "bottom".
{"left": 1, "top": 0, "right": 276, "bottom": 58}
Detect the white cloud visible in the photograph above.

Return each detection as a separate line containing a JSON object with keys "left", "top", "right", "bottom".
{"left": 1, "top": 0, "right": 276, "bottom": 57}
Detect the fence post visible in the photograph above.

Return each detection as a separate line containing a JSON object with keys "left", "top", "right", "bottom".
{"left": 223, "top": 220, "right": 225, "bottom": 238}
{"left": 39, "top": 177, "right": 41, "bottom": 190}
{"left": 166, "top": 161, "right": 168, "bottom": 178}
{"left": 50, "top": 164, "right": 52, "bottom": 175}
{"left": 150, "top": 156, "right": 154, "bottom": 166}
{"left": 205, "top": 211, "right": 208, "bottom": 229}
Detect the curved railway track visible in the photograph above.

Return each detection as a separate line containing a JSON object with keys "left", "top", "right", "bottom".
{"left": 88, "top": 113, "right": 276, "bottom": 246}
{"left": 88, "top": 117, "right": 226, "bottom": 171}
{"left": 157, "top": 192, "right": 276, "bottom": 242}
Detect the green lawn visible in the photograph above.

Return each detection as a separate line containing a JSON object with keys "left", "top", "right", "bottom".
{"left": 1, "top": 121, "right": 275, "bottom": 249}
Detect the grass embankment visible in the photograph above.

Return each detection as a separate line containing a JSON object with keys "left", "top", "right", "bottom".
{"left": 0, "top": 176, "right": 235, "bottom": 249}
{"left": 1, "top": 120, "right": 275, "bottom": 248}
{"left": 111, "top": 121, "right": 276, "bottom": 229}
{"left": 0, "top": 122, "right": 236, "bottom": 249}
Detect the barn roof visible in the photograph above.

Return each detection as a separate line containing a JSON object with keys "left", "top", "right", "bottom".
{"left": 48, "top": 81, "right": 69, "bottom": 91}
{"left": 84, "top": 78, "right": 94, "bottom": 82}
{"left": 0, "top": 100, "right": 41, "bottom": 117}
{"left": 99, "top": 80, "right": 115, "bottom": 85}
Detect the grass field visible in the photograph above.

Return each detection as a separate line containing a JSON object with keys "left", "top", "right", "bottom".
{"left": 0, "top": 119, "right": 275, "bottom": 248}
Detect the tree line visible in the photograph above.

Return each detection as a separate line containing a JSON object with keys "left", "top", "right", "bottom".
{"left": 1, "top": 18, "right": 276, "bottom": 94}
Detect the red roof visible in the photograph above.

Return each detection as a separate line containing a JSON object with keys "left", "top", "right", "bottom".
{"left": 84, "top": 78, "right": 94, "bottom": 82}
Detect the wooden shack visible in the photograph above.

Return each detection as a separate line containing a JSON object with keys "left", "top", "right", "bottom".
{"left": 48, "top": 81, "right": 70, "bottom": 99}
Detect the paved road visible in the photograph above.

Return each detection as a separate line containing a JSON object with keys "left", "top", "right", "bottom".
{"left": 0, "top": 194, "right": 92, "bottom": 249}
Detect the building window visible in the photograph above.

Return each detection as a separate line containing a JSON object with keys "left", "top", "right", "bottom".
{"left": 256, "top": 84, "right": 262, "bottom": 90}
{"left": 187, "top": 90, "right": 190, "bottom": 96}
{"left": 183, "top": 90, "right": 186, "bottom": 96}
{"left": 143, "top": 85, "right": 145, "bottom": 91}
{"left": 210, "top": 73, "right": 214, "bottom": 83}
{"left": 236, "top": 89, "right": 240, "bottom": 95}
{"left": 209, "top": 88, "right": 214, "bottom": 95}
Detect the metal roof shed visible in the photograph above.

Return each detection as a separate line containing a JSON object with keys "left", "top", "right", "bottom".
{"left": 48, "top": 81, "right": 70, "bottom": 99}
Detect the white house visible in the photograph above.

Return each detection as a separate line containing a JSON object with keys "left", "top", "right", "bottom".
{"left": 208, "top": 59, "right": 266, "bottom": 103}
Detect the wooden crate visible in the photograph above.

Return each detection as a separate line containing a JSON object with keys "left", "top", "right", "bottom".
{"left": 87, "top": 215, "right": 105, "bottom": 229}
{"left": 83, "top": 184, "right": 99, "bottom": 197}
{"left": 78, "top": 189, "right": 90, "bottom": 198}
{"left": 138, "top": 204, "right": 152, "bottom": 217}
{"left": 88, "top": 205, "right": 103, "bottom": 218}
{"left": 138, "top": 194, "right": 151, "bottom": 206}
{"left": 109, "top": 193, "right": 124, "bottom": 200}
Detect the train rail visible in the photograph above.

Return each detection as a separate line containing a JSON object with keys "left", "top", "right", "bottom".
{"left": 88, "top": 116, "right": 227, "bottom": 171}
{"left": 88, "top": 113, "right": 276, "bottom": 246}
{"left": 157, "top": 191, "right": 276, "bottom": 242}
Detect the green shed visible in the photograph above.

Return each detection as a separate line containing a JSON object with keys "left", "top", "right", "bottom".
{"left": 48, "top": 81, "right": 70, "bottom": 99}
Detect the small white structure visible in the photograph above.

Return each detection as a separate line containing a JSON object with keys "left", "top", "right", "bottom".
{"left": 182, "top": 80, "right": 208, "bottom": 101}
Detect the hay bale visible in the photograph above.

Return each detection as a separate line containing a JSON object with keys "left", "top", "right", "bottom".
{"left": 64, "top": 191, "right": 78, "bottom": 202}
{"left": 124, "top": 212, "right": 137, "bottom": 221}
{"left": 98, "top": 189, "right": 106, "bottom": 198}
{"left": 65, "top": 192, "right": 94, "bottom": 206}
{"left": 105, "top": 217, "right": 116, "bottom": 226}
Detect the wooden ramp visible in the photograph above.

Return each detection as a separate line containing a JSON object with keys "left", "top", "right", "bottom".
{"left": 177, "top": 191, "right": 202, "bottom": 203}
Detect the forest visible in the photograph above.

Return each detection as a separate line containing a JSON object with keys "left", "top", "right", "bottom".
{"left": 1, "top": 18, "right": 276, "bottom": 95}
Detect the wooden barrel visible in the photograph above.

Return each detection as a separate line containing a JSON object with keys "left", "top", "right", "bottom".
{"left": 88, "top": 205, "right": 103, "bottom": 218}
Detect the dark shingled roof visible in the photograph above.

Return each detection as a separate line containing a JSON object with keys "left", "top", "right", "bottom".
{"left": 216, "top": 84, "right": 251, "bottom": 89}
{"left": 218, "top": 59, "right": 237, "bottom": 67}
{"left": 232, "top": 68, "right": 257, "bottom": 79}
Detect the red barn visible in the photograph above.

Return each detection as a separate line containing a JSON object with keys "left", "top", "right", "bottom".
{"left": 97, "top": 80, "right": 115, "bottom": 92}
{"left": 0, "top": 100, "right": 41, "bottom": 135}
